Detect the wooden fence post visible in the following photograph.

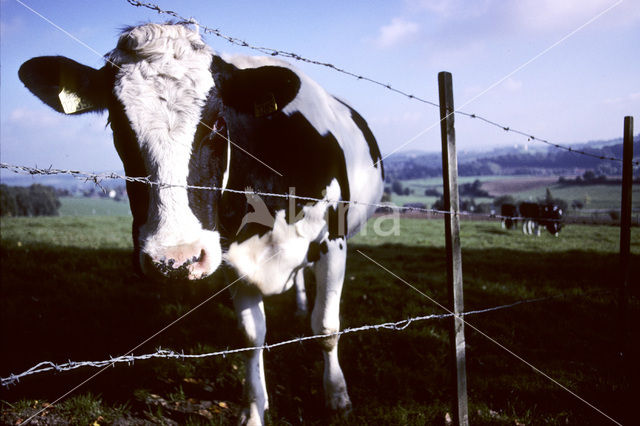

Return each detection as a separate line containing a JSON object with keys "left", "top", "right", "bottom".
{"left": 438, "top": 71, "right": 469, "bottom": 426}
{"left": 617, "top": 116, "right": 633, "bottom": 425}
{"left": 619, "top": 116, "right": 633, "bottom": 356}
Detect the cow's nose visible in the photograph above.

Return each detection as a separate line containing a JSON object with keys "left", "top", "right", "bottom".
{"left": 141, "top": 243, "right": 219, "bottom": 280}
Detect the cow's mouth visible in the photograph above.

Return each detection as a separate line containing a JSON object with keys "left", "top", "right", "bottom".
{"left": 140, "top": 231, "right": 223, "bottom": 281}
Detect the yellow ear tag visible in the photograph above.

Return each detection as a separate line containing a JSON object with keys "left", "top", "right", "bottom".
{"left": 254, "top": 93, "right": 278, "bottom": 118}
{"left": 58, "top": 88, "right": 93, "bottom": 114}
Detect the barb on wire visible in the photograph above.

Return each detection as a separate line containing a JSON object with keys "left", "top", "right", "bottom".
{"left": 125, "top": 0, "right": 637, "bottom": 167}
{"left": 2, "top": 292, "right": 580, "bottom": 387}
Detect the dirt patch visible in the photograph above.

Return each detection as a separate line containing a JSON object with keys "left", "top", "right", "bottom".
{"left": 481, "top": 176, "right": 561, "bottom": 196}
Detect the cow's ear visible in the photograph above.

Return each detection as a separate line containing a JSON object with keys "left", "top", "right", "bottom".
{"left": 212, "top": 56, "right": 301, "bottom": 117}
{"left": 19, "top": 56, "right": 109, "bottom": 115}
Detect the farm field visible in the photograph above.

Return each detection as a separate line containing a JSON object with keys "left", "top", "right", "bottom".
{"left": 1, "top": 215, "right": 638, "bottom": 425}
{"left": 510, "top": 183, "right": 640, "bottom": 210}
{"left": 390, "top": 175, "right": 504, "bottom": 207}
{"left": 58, "top": 197, "right": 131, "bottom": 217}
{"left": 480, "top": 176, "right": 565, "bottom": 196}
{"left": 391, "top": 175, "right": 640, "bottom": 216}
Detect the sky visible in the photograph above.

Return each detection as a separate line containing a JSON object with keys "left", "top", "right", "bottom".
{"left": 1, "top": 0, "right": 639, "bottom": 174}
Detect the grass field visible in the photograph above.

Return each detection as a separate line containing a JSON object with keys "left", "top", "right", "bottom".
{"left": 511, "top": 183, "right": 640, "bottom": 210}
{"left": 58, "top": 197, "right": 131, "bottom": 217}
{"left": 391, "top": 175, "right": 640, "bottom": 216}
{"left": 1, "top": 216, "right": 638, "bottom": 425}
{"left": 390, "top": 176, "right": 502, "bottom": 207}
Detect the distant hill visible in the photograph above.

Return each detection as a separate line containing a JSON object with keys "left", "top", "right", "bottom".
{"left": 384, "top": 135, "right": 640, "bottom": 181}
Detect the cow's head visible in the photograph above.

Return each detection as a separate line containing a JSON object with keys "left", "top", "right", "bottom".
{"left": 19, "top": 23, "right": 223, "bottom": 280}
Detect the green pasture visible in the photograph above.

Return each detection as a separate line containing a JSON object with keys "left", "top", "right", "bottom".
{"left": 1, "top": 216, "right": 638, "bottom": 425}
{"left": 390, "top": 176, "right": 500, "bottom": 207}
{"left": 512, "top": 183, "right": 640, "bottom": 210}
{"left": 390, "top": 175, "right": 639, "bottom": 213}
{"left": 58, "top": 197, "right": 131, "bottom": 217}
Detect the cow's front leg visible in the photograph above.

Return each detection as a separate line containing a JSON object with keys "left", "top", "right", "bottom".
{"left": 233, "top": 285, "right": 268, "bottom": 426}
{"left": 294, "top": 268, "right": 308, "bottom": 318}
{"left": 312, "top": 237, "right": 352, "bottom": 416}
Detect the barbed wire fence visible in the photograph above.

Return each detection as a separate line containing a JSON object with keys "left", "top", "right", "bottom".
{"left": 0, "top": 162, "right": 567, "bottom": 224}
{"left": 3, "top": 293, "right": 589, "bottom": 388}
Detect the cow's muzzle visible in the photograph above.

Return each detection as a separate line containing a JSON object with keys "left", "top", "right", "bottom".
{"left": 140, "top": 232, "right": 222, "bottom": 280}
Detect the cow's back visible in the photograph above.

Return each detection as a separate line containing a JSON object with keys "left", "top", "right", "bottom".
{"left": 215, "top": 54, "right": 384, "bottom": 240}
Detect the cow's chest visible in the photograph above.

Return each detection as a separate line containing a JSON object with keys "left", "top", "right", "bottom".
{"left": 224, "top": 205, "right": 328, "bottom": 296}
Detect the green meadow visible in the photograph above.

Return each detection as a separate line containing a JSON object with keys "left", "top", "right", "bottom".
{"left": 389, "top": 175, "right": 640, "bottom": 216}
{"left": 1, "top": 214, "right": 638, "bottom": 424}
{"left": 58, "top": 197, "right": 131, "bottom": 217}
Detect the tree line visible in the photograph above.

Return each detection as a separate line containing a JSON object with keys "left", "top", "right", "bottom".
{"left": 0, "top": 184, "right": 61, "bottom": 217}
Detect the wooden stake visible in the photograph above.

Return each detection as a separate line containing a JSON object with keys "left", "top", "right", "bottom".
{"left": 438, "top": 71, "right": 469, "bottom": 426}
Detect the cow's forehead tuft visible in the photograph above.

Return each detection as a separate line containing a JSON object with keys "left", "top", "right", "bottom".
{"left": 105, "top": 22, "right": 211, "bottom": 65}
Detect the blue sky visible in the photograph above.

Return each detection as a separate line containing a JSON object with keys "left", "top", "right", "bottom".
{"left": 1, "top": 0, "right": 639, "bottom": 173}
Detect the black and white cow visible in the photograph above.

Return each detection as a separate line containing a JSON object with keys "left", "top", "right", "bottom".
{"left": 500, "top": 203, "right": 519, "bottom": 230}
{"left": 519, "top": 202, "right": 563, "bottom": 236}
{"left": 19, "top": 23, "right": 384, "bottom": 424}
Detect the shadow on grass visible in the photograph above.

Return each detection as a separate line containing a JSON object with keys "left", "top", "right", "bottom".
{"left": 1, "top": 242, "right": 638, "bottom": 424}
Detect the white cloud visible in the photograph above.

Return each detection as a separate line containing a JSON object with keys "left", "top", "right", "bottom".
{"left": 502, "top": 77, "right": 523, "bottom": 92}
{"left": 405, "top": 0, "right": 639, "bottom": 40}
{"left": 375, "top": 18, "right": 420, "bottom": 48}
{"left": 406, "top": 0, "right": 491, "bottom": 19}
{"left": 506, "top": 0, "right": 637, "bottom": 34}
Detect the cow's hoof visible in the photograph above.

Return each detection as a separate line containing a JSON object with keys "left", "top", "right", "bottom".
{"left": 327, "top": 391, "right": 352, "bottom": 419}
{"left": 237, "top": 407, "right": 264, "bottom": 426}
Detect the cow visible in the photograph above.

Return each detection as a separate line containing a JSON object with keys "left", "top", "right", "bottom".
{"left": 519, "top": 202, "right": 563, "bottom": 236}
{"left": 500, "top": 203, "right": 519, "bottom": 230}
{"left": 18, "top": 23, "right": 384, "bottom": 425}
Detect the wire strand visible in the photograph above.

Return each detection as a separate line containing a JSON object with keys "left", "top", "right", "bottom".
{"left": 1, "top": 162, "right": 568, "bottom": 223}
{"left": 2, "top": 291, "right": 592, "bottom": 388}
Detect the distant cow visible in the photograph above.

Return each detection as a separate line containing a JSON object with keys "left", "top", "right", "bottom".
{"left": 519, "top": 202, "right": 563, "bottom": 236}
{"left": 19, "top": 23, "right": 384, "bottom": 424}
{"left": 500, "top": 203, "right": 519, "bottom": 230}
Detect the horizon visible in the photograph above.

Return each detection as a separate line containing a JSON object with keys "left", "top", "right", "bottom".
{"left": 1, "top": 0, "right": 639, "bottom": 174}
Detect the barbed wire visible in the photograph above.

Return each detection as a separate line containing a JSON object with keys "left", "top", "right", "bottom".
{"left": 124, "top": 0, "right": 440, "bottom": 109}
{"left": 2, "top": 292, "right": 585, "bottom": 387}
{"left": 458, "top": 112, "right": 640, "bottom": 166}
{"left": 1, "top": 162, "right": 566, "bottom": 223}
{"left": 125, "top": 0, "right": 638, "bottom": 167}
